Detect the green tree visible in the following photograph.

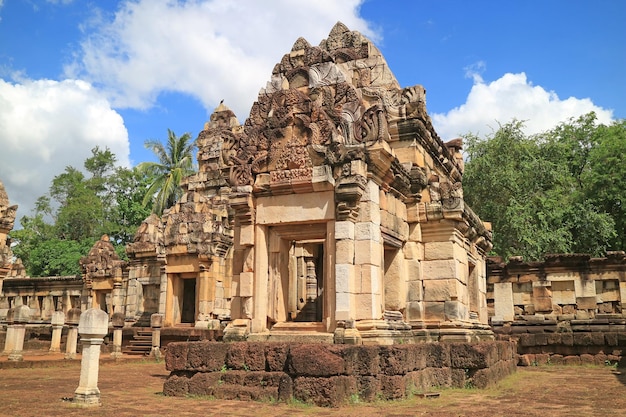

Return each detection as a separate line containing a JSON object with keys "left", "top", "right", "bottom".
{"left": 463, "top": 116, "right": 618, "bottom": 261}
{"left": 10, "top": 212, "right": 54, "bottom": 271}
{"left": 51, "top": 167, "right": 104, "bottom": 241}
{"left": 107, "top": 166, "right": 153, "bottom": 248}
{"left": 137, "top": 129, "right": 196, "bottom": 216}
{"left": 10, "top": 147, "right": 154, "bottom": 276}
{"left": 581, "top": 119, "right": 626, "bottom": 249}
{"left": 26, "top": 238, "right": 94, "bottom": 277}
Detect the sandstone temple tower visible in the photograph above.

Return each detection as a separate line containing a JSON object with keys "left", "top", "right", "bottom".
{"left": 0, "top": 180, "right": 22, "bottom": 284}
{"left": 123, "top": 22, "right": 494, "bottom": 344}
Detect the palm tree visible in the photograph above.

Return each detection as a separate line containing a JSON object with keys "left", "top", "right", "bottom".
{"left": 137, "top": 129, "right": 196, "bottom": 216}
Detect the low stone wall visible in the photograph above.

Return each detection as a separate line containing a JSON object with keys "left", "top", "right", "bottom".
{"left": 493, "top": 318, "right": 626, "bottom": 366}
{"left": 163, "top": 341, "right": 517, "bottom": 406}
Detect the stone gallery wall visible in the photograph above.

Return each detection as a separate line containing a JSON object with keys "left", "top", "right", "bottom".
{"left": 492, "top": 319, "right": 626, "bottom": 366}
{"left": 488, "top": 253, "right": 626, "bottom": 364}
{"left": 163, "top": 341, "right": 516, "bottom": 406}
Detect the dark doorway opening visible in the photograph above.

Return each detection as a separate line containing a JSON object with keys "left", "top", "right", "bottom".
{"left": 181, "top": 279, "right": 196, "bottom": 323}
{"left": 294, "top": 242, "right": 324, "bottom": 322}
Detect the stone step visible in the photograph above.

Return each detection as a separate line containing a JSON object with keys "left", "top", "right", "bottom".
{"left": 270, "top": 322, "right": 327, "bottom": 332}
{"left": 123, "top": 330, "right": 153, "bottom": 355}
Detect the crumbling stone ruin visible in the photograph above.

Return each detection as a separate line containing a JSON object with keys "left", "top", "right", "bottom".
{"left": 488, "top": 253, "right": 626, "bottom": 365}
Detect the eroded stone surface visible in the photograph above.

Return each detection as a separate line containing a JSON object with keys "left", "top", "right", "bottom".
{"left": 164, "top": 340, "right": 516, "bottom": 406}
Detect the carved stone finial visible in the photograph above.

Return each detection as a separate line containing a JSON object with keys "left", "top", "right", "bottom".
{"left": 328, "top": 21, "right": 350, "bottom": 38}
{"left": 205, "top": 101, "right": 239, "bottom": 130}
{"left": 291, "top": 37, "right": 311, "bottom": 52}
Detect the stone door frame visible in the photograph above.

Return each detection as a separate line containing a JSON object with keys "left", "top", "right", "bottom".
{"left": 251, "top": 222, "right": 336, "bottom": 334}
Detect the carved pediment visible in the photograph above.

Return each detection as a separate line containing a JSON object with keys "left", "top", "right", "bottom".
{"left": 80, "top": 235, "right": 126, "bottom": 284}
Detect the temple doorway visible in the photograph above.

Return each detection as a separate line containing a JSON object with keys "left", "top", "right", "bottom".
{"left": 291, "top": 241, "right": 324, "bottom": 322}
{"left": 266, "top": 223, "right": 329, "bottom": 326}
{"left": 181, "top": 278, "right": 196, "bottom": 324}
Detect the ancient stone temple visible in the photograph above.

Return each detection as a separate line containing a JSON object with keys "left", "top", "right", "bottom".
{"left": 126, "top": 22, "right": 494, "bottom": 345}
{"left": 0, "top": 180, "right": 22, "bottom": 282}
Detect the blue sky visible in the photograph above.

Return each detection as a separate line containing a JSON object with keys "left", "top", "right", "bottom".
{"left": 0, "top": 0, "right": 624, "bottom": 223}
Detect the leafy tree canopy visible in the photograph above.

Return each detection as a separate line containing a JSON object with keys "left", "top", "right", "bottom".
{"left": 463, "top": 113, "right": 624, "bottom": 261}
{"left": 137, "top": 129, "right": 196, "bottom": 216}
{"left": 11, "top": 147, "right": 154, "bottom": 276}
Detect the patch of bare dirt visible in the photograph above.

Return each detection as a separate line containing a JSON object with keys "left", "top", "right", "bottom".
{"left": 0, "top": 358, "right": 624, "bottom": 417}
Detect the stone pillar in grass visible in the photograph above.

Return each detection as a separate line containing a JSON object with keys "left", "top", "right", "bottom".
{"left": 8, "top": 305, "right": 31, "bottom": 361}
{"left": 64, "top": 308, "right": 81, "bottom": 360}
{"left": 73, "top": 308, "right": 108, "bottom": 406}
{"left": 150, "top": 313, "right": 163, "bottom": 360}
{"left": 110, "top": 312, "right": 125, "bottom": 359}
{"left": 49, "top": 311, "right": 65, "bottom": 353}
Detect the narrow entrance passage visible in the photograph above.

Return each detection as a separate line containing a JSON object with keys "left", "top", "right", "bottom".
{"left": 292, "top": 242, "right": 324, "bottom": 322}
{"left": 181, "top": 279, "right": 196, "bottom": 323}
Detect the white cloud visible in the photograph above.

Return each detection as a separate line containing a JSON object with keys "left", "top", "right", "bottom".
{"left": 65, "top": 0, "right": 376, "bottom": 120}
{"left": 432, "top": 72, "right": 614, "bottom": 140}
{"left": 0, "top": 79, "right": 129, "bottom": 222}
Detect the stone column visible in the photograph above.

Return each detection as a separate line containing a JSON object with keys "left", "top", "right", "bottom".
{"left": 304, "top": 257, "right": 318, "bottom": 322}
{"left": 8, "top": 305, "right": 31, "bottom": 361}
{"left": 150, "top": 313, "right": 163, "bottom": 360}
{"left": 112, "top": 270, "right": 123, "bottom": 314}
{"left": 49, "top": 311, "right": 65, "bottom": 353}
{"left": 64, "top": 308, "right": 81, "bottom": 360}
{"left": 2, "top": 307, "right": 15, "bottom": 355}
{"left": 73, "top": 308, "right": 108, "bottom": 407}
{"left": 110, "top": 312, "right": 125, "bottom": 359}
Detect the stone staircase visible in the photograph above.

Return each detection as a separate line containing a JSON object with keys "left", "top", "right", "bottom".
{"left": 124, "top": 329, "right": 152, "bottom": 355}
